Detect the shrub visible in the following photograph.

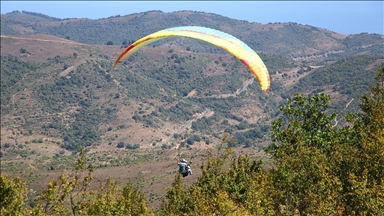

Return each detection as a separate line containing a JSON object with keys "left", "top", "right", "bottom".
{"left": 117, "top": 141, "right": 125, "bottom": 148}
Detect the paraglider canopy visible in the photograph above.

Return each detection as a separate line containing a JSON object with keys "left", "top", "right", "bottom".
{"left": 114, "top": 26, "right": 270, "bottom": 92}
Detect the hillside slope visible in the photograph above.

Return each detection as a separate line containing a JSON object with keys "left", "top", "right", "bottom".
{"left": 2, "top": 10, "right": 383, "bottom": 61}
{"left": 1, "top": 33, "right": 382, "bottom": 154}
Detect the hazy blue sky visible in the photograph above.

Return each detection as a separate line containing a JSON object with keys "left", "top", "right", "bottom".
{"left": 1, "top": 1, "right": 383, "bottom": 35}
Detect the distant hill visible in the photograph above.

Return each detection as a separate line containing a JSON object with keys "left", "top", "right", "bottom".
{"left": 2, "top": 10, "right": 383, "bottom": 62}
{"left": 1, "top": 10, "right": 383, "bottom": 154}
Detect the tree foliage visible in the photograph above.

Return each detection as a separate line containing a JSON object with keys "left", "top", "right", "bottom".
{"left": 335, "top": 67, "right": 384, "bottom": 214}
{"left": 0, "top": 175, "right": 27, "bottom": 216}
{"left": 158, "top": 68, "right": 384, "bottom": 215}
{"left": 157, "top": 135, "right": 274, "bottom": 215}
{"left": 1, "top": 147, "right": 153, "bottom": 216}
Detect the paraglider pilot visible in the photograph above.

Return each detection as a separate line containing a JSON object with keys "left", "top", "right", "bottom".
{"left": 178, "top": 157, "right": 192, "bottom": 177}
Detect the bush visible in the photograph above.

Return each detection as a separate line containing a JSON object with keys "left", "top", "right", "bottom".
{"left": 126, "top": 144, "right": 140, "bottom": 150}
{"left": 186, "top": 138, "right": 194, "bottom": 145}
{"left": 117, "top": 124, "right": 126, "bottom": 130}
{"left": 117, "top": 141, "right": 125, "bottom": 148}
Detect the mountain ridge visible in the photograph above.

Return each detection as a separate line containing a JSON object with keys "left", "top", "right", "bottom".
{"left": 2, "top": 10, "right": 382, "bottom": 61}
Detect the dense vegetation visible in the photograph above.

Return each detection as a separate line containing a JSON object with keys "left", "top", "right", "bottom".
{"left": 1, "top": 54, "right": 120, "bottom": 151}
{"left": 1, "top": 48, "right": 381, "bottom": 155}
{"left": 293, "top": 55, "right": 381, "bottom": 97}
{"left": 1, "top": 39, "right": 304, "bottom": 154}
{"left": 157, "top": 68, "right": 384, "bottom": 215}
{"left": 287, "top": 55, "right": 383, "bottom": 125}
{"left": 1, "top": 55, "right": 39, "bottom": 114}
{"left": 2, "top": 68, "right": 383, "bottom": 215}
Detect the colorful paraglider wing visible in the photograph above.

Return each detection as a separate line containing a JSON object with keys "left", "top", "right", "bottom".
{"left": 113, "top": 26, "right": 270, "bottom": 92}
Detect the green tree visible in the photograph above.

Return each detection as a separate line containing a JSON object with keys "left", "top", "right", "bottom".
{"left": 29, "top": 147, "right": 95, "bottom": 215}
{"left": 266, "top": 93, "right": 341, "bottom": 215}
{"left": 158, "top": 134, "right": 274, "bottom": 215}
{"left": 0, "top": 175, "right": 27, "bottom": 216}
{"left": 82, "top": 178, "right": 153, "bottom": 216}
{"left": 19, "top": 48, "right": 27, "bottom": 53}
{"left": 117, "top": 141, "right": 125, "bottom": 148}
{"left": 331, "top": 67, "right": 384, "bottom": 214}
{"left": 266, "top": 69, "right": 384, "bottom": 215}
{"left": 357, "top": 67, "right": 384, "bottom": 213}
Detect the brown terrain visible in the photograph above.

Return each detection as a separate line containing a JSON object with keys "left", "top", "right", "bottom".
{"left": 1, "top": 34, "right": 274, "bottom": 208}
